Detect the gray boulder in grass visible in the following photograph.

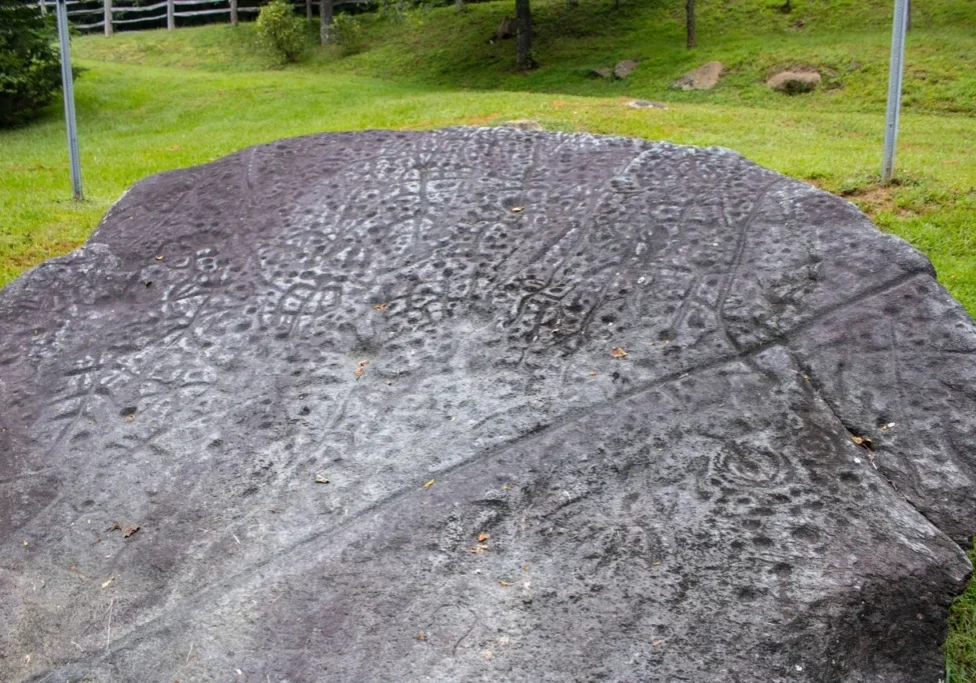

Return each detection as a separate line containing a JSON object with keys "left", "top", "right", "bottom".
{"left": 767, "top": 70, "right": 822, "bottom": 93}
{"left": 672, "top": 60, "right": 724, "bottom": 89}
{"left": 1, "top": 127, "right": 975, "bottom": 682}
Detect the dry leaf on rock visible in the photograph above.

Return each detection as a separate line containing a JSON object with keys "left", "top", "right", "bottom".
{"left": 123, "top": 526, "right": 139, "bottom": 538}
{"left": 610, "top": 347, "right": 627, "bottom": 358}
{"left": 354, "top": 360, "right": 369, "bottom": 379}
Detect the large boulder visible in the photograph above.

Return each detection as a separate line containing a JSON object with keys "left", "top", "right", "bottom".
{"left": 2, "top": 128, "right": 976, "bottom": 682}
{"left": 672, "top": 60, "right": 724, "bottom": 90}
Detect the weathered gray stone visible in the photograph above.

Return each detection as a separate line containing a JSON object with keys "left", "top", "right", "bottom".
{"left": 628, "top": 99, "right": 668, "bottom": 109}
{"left": 672, "top": 60, "right": 724, "bottom": 90}
{"left": 613, "top": 59, "right": 638, "bottom": 79}
{"left": 2, "top": 128, "right": 975, "bottom": 683}
{"left": 492, "top": 16, "right": 515, "bottom": 40}
{"left": 501, "top": 119, "right": 544, "bottom": 131}
{"left": 767, "top": 70, "right": 822, "bottom": 93}
{"left": 589, "top": 66, "right": 613, "bottom": 79}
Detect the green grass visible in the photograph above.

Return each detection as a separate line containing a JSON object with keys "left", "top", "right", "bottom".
{"left": 2, "top": 2, "right": 976, "bottom": 674}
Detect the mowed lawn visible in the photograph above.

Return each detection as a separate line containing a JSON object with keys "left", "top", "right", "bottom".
{"left": 2, "top": 0, "right": 976, "bottom": 676}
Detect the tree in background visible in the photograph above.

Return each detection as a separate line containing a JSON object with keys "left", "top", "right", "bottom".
{"left": 0, "top": 0, "right": 63, "bottom": 128}
{"left": 515, "top": 0, "right": 533, "bottom": 70}
{"left": 686, "top": 0, "right": 695, "bottom": 48}
{"left": 320, "top": 0, "right": 334, "bottom": 43}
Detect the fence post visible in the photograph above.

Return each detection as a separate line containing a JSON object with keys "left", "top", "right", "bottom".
{"left": 306, "top": 0, "right": 312, "bottom": 21}
{"left": 882, "top": 0, "right": 908, "bottom": 184}
{"left": 167, "top": 0, "right": 175, "bottom": 29}
{"left": 104, "top": 0, "right": 113, "bottom": 36}
{"left": 38, "top": 0, "right": 47, "bottom": 15}
{"left": 55, "top": 0, "right": 83, "bottom": 201}
{"left": 230, "top": 0, "right": 238, "bottom": 25}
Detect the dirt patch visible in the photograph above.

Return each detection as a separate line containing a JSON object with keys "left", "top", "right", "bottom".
{"left": 804, "top": 181, "right": 916, "bottom": 220}
{"left": 843, "top": 186, "right": 897, "bottom": 216}
{"left": 461, "top": 113, "right": 501, "bottom": 126}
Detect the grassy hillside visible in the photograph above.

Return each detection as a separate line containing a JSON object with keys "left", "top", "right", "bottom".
{"left": 2, "top": 5, "right": 976, "bottom": 674}
{"left": 74, "top": 0, "right": 976, "bottom": 115}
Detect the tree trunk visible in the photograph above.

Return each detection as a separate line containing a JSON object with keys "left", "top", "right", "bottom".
{"left": 306, "top": 0, "right": 312, "bottom": 22}
{"left": 515, "top": 0, "right": 532, "bottom": 70}
{"left": 320, "top": 0, "right": 334, "bottom": 44}
{"left": 686, "top": 0, "right": 696, "bottom": 48}
{"left": 906, "top": 0, "right": 911, "bottom": 31}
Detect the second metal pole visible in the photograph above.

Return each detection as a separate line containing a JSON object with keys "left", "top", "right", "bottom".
{"left": 882, "top": 0, "right": 908, "bottom": 184}
{"left": 55, "top": 0, "right": 83, "bottom": 201}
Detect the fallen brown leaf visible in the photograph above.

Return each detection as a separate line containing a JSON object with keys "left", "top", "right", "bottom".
{"left": 315, "top": 474, "right": 330, "bottom": 484}
{"left": 498, "top": 580, "right": 512, "bottom": 587}
{"left": 610, "top": 347, "right": 627, "bottom": 358}
{"left": 416, "top": 632, "right": 426, "bottom": 641}
{"left": 354, "top": 359, "right": 369, "bottom": 379}
{"left": 467, "top": 544, "right": 489, "bottom": 554}
{"left": 123, "top": 526, "right": 139, "bottom": 538}
{"left": 423, "top": 479, "right": 435, "bottom": 488}
{"left": 510, "top": 206, "right": 524, "bottom": 213}
{"left": 373, "top": 303, "right": 387, "bottom": 311}
{"left": 477, "top": 532, "right": 489, "bottom": 543}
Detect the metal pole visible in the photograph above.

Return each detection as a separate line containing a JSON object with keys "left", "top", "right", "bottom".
{"left": 104, "top": 0, "right": 113, "bottom": 36}
{"left": 882, "top": 0, "right": 908, "bottom": 184}
{"left": 55, "top": 0, "right": 83, "bottom": 201}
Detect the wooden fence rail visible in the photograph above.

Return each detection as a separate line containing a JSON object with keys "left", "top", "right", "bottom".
{"left": 33, "top": 0, "right": 363, "bottom": 34}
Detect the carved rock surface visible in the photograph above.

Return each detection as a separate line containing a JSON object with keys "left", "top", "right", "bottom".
{"left": 2, "top": 128, "right": 976, "bottom": 683}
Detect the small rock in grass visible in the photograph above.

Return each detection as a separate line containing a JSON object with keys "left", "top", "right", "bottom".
{"left": 501, "top": 120, "right": 544, "bottom": 131}
{"left": 613, "top": 60, "right": 638, "bottom": 80}
{"left": 671, "top": 61, "right": 724, "bottom": 90}
{"left": 766, "top": 70, "right": 822, "bottom": 93}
